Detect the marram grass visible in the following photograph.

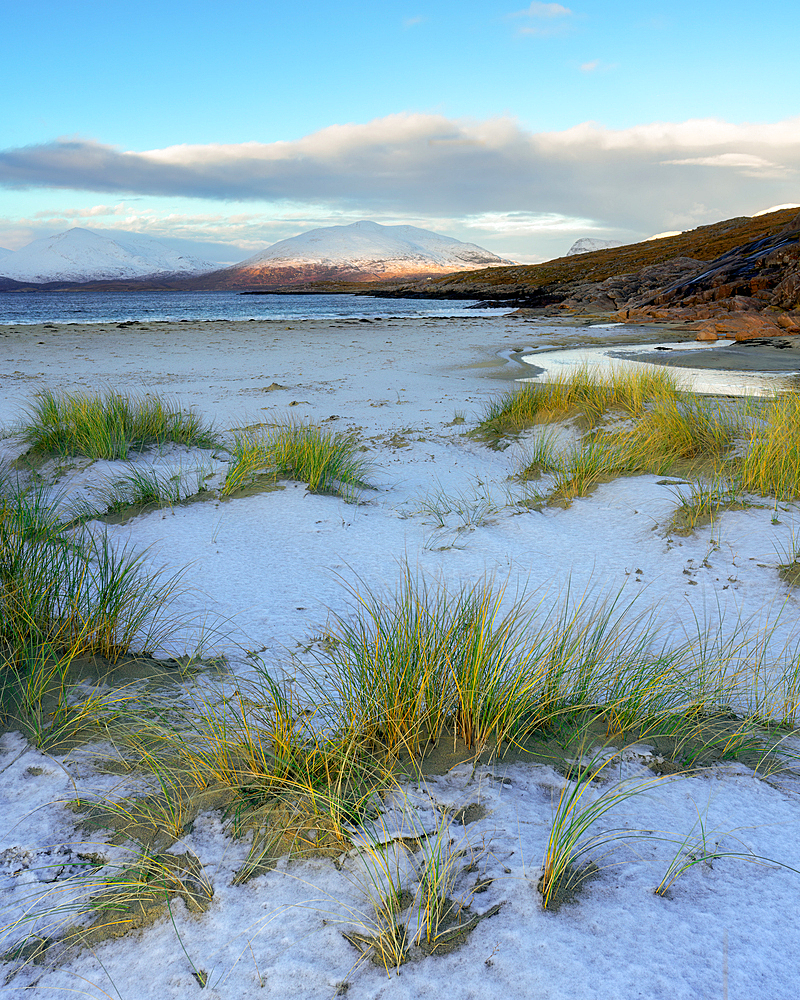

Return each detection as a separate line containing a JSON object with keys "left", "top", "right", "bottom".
{"left": 0, "top": 475, "right": 187, "bottom": 742}
{"left": 7, "top": 562, "right": 800, "bottom": 972}
{"left": 477, "top": 364, "right": 680, "bottom": 440}
{"left": 223, "top": 419, "right": 373, "bottom": 496}
{"left": 734, "top": 392, "right": 800, "bottom": 499}
{"left": 504, "top": 369, "right": 746, "bottom": 505}
{"left": 23, "top": 388, "right": 219, "bottom": 461}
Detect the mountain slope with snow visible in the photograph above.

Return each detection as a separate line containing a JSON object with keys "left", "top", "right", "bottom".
{"left": 0, "top": 228, "right": 218, "bottom": 283}
{"left": 566, "top": 238, "right": 624, "bottom": 256}
{"left": 205, "top": 220, "right": 513, "bottom": 287}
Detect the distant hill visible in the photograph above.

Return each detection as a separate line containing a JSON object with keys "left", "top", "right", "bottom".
{"left": 0, "top": 228, "right": 218, "bottom": 284}
{"left": 363, "top": 208, "right": 800, "bottom": 335}
{"left": 566, "top": 238, "right": 623, "bottom": 256}
{"left": 198, "top": 220, "right": 513, "bottom": 289}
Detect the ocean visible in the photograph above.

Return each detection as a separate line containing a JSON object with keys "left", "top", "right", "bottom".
{"left": 0, "top": 289, "right": 506, "bottom": 325}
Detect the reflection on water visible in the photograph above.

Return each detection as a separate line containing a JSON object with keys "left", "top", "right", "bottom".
{"left": 519, "top": 341, "right": 799, "bottom": 398}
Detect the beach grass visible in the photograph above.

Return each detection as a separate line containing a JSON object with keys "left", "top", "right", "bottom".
{"left": 22, "top": 388, "right": 219, "bottom": 461}
{"left": 0, "top": 474, "right": 186, "bottom": 743}
{"left": 623, "top": 395, "right": 738, "bottom": 474}
{"left": 5, "top": 468, "right": 800, "bottom": 975}
{"left": 666, "top": 477, "right": 744, "bottom": 534}
{"left": 6, "top": 561, "right": 800, "bottom": 973}
{"left": 539, "top": 746, "right": 663, "bottom": 910}
{"left": 476, "top": 365, "right": 680, "bottom": 441}
{"left": 734, "top": 392, "right": 800, "bottom": 499}
{"left": 501, "top": 369, "right": 750, "bottom": 509}
{"left": 222, "top": 419, "right": 373, "bottom": 497}
{"left": 90, "top": 463, "right": 213, "bottom": 516}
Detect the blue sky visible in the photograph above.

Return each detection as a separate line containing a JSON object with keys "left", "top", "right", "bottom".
{"left": 2, "top": 1, "right": 798, "bottom": 261}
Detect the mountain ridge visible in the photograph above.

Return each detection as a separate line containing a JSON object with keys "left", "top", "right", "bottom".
{"left": 194, "top": 220, "right": 513, "bottom": 288}
{"left": 0, "top": 228, "right": 218, "bottom": 284}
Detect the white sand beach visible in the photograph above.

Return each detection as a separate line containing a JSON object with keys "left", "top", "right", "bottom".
{"left": 2, "top": 315, "right": 800, "bottom": 999}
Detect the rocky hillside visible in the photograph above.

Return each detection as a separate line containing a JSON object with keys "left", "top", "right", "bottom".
{"left": 370, "top": 208, "right": 800, "bottom": 339}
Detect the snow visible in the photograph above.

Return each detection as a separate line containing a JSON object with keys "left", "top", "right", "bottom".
{"left": 232, "top": 220, "right": 513, "bottom": 274}
{"left": 566, "top": 238, "right": 624, "bottom": 256}
{"left": 0, "top": 228, "right": 218, "bottom": 283}
{"left": 1, "top": 313, "right": 800, "bottom": 998}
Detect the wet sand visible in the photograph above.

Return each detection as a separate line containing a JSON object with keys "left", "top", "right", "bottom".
{"left": 618, "top": 338, "right": 800, "bottom": 373}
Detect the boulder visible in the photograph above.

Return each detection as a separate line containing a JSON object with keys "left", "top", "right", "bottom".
{"left": 693, "top": 313, "right": 793, "bottom": 341}
{"left": 694, "top": 323, "right": 719, "bottom": 341}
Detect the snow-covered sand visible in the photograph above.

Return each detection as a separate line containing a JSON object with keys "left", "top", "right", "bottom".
{"left": 2, "top": 315, "right": 800, "bottom": 998}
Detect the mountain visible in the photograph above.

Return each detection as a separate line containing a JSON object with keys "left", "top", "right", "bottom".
{"left": 0, "top": 228, "right": 218, "bottom": 284}
{"left": 0, "top": 246, "right": 13, "bottom": 258}
{"left": 200, "top": 220, "right": 513, "bottom": 288}
{"left": 366, "top": 208, "right": 800, "bottom": 339}
{"left": 566, "top": 238, "right": 623, "bottom": 256}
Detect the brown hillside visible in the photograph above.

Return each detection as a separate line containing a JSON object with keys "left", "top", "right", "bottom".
{"left": 373, "top": 207, "right": 800, "bottom": 300}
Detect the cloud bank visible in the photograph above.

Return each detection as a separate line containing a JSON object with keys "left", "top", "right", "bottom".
{"left": 1, "top": 113, "right": 798, "bottom": 236}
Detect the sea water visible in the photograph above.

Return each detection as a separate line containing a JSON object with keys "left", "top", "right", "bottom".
{"left": 0, "top": 289, "right": 507, "bottom": 325}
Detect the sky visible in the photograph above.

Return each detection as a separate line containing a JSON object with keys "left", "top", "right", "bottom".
{"left": 1, "top": 0, "right": 799, "bottom": 263}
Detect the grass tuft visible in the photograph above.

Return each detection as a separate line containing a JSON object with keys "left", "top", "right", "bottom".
{"left": 222, "top": 419, "right": 373, "bottom": 497}
{"left": 734, "top": 392, "right": 800, "bottom": 499}
{"left": 23, "top": 388, "right": 218, "bottom": 461}
{"left": 0, "top": 474, "right": 186, "bottom": 743}
{"left": 477, "top": 365, "right": 680, "bottom": 441}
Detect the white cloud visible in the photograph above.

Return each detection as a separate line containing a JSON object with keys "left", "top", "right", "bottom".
{"left": 461, "top": 211, "right": 601, "bottom": 234}
{"left": 514, "top": 2, "right": 572, "bottom": 17}
{"left": 1, "top": 114, "right": 799, "bottom": 241}
{"left": 511, "top": 2, "right": 573, "bottom": 35}
{"left": 402, "top": 16, "right": 425, "bottom": 28}
{"left": 32, "top": 203, "right": 129, "bottom": 220}
{"left": 580, "top": 60, "right": 600, "bottom": 72}
{"left": 662, "top": 153, "right": 783, "bottom": 170}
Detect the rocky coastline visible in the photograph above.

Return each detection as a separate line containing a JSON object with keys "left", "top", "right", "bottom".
{"left": 364, "top": 207, "right": 800, "bottom": 341}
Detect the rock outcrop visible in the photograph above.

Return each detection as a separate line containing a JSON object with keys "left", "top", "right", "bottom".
{"left": 366, "top": 208, "right": 800, "bottom": 340}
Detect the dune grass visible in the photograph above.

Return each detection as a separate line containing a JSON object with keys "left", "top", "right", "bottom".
{"left": 477, "top": 365, "right": 680, "bottom": 441}
{"left": 493, "top": 370, "right": 800, "bottom": 509}
{"left": 10, "top": 370, "right": 800, "bottom": 976}
{"left": 0, "top": 475, "right": 186, "bottom": 743}
{"left": 307, "top": 574, "right": 795, "bottom": 763}
{"left": 734, "top": 392, "right": 800, "bottom": 499}
{"left": 6, "top": 561, "right": 800, "bottom": 975}
{"left": 539, "top": 746, "right": 663, "bottom": 910}
{"left": 222, "top": 419, "right": 373, "bottom": 497}
{"left": 22, "top": 388, "right": 219, "bottom": 461}
{"left": 499, "top": 368, "right": 745, "bottom": 505}
{"left": 89, "top": 463, "right": 214, "bottom": 517}
{"left": 666, "top": 477, "right": 747, "bottom": 534}
{"left": 623, "top": 395, "right": 739, "bottom": 474}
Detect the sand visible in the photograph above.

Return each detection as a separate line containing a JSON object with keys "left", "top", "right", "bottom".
{"left": 2, "top": 315, "right": 800, "bottom": 1000}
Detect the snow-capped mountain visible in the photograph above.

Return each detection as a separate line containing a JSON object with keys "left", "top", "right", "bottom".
{"left": 0, "top": 246, "right": 13, "bottom": 258}
{"left": 206, "top": 220, "right": 513, "bottom": 287}
{"left": 566, "top": 238, "right": 624, "bottom": 257}
{"left": 0, "top": 228, "right": 218, "bottom": 283}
